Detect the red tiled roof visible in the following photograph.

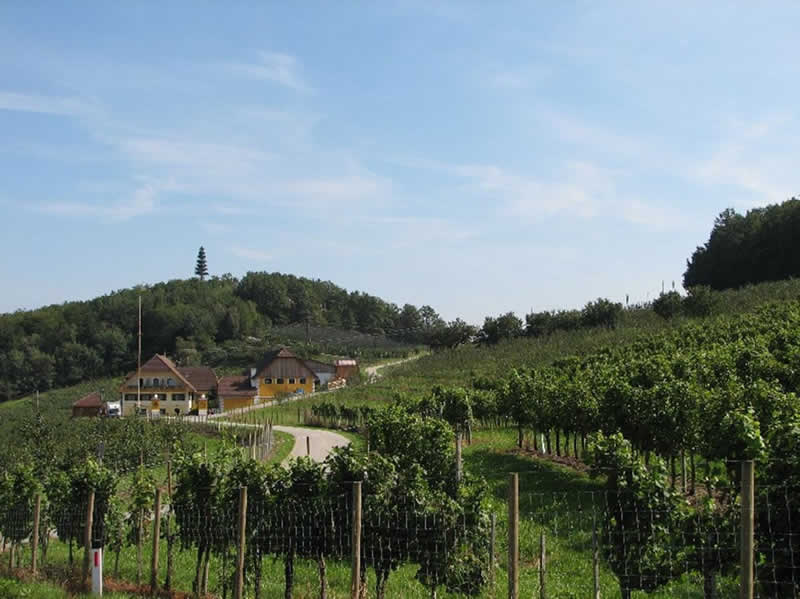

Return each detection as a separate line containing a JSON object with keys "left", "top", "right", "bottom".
{"left": 217, "top": 375, "right": 256, "bottom": 398}
{"left": 177, "top": 367, "right": 217, "bottom": 392}
{"left": 120, "top": 354, "right": 199, "bottom": 391}
{"left": 73, "top": 391, "right": 103, "bottom": 408}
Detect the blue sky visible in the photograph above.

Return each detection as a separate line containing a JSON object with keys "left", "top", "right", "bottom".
{"left": 1, "top": 2, "right": 799, "bottom": 323}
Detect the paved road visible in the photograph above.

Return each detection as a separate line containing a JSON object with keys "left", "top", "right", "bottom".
{"left": 273, "top": 425, "right": 350, "bottom": 463}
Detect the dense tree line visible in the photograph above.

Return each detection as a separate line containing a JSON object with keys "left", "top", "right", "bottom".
{"left": 684, "top": 197, "right": 800, "bottom": 290}
{"left": 474, "top": 297, "right": 624, "bottom": 345}
{"left": 0, "top": 273, "right": 446, "bottom": 401}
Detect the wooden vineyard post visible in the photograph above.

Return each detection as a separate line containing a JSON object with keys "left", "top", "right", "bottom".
{"left": 489, "top": 513, "right": 496, "bottom": 592}
{"left": 740, "top": 460, "right": 754, "bottom": 599}
{"left": 456, "top": 430, "right": 463, "bottom": 483}
{"left": 165, "top": 459, "right": 174, "bottom": 590}
{"left": 508, "top": 473, "right": 519, "bottom": 599}
{"left": 351, "top": 481, "right": 362, "bottom": 599}
{"left": 234, "top": 487, "right": 247, "bottom": 599}
{"left": 593, "top": 515, "right": 601, "bottom": 599}
{"left": 150, "top": 489, "right": 162, "bottom": 593}
{"left": 539, "top": 531, "right": 546, "bottom": 599}
{"left": 83, "top": 490, "right": 95, "bottom": 589}
{"left": 31, "top": 494, "right": 41, "bottom": 574}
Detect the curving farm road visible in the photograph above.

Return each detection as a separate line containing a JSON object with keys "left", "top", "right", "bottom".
{"left": 273, "top": 425, "right": 350, "bottom": 463}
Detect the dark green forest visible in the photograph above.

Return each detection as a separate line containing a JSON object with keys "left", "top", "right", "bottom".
{"left": 0, "top": 272, "right": 449, "bottom": 401}
{"left": 684, "top": 197, "right": 800, "bottom": 289}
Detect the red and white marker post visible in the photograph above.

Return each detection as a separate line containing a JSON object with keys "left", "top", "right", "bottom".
{"left": 91, "top": 547, "right": 103, "bottom": 595}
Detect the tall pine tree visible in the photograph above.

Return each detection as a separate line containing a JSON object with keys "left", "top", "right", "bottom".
{"left": 194, "top": 246, "right": 208, "bottom": 280}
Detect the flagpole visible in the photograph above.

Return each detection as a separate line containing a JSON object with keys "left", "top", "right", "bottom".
{"left": 137, "top": 295, "right": 142, "bottom": 413}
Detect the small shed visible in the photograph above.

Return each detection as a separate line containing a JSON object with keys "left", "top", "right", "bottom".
{"left": 334, "top": 359, "right": 359, "bottom": 381}
{"left": 72, "top": 392, "right": 104, "bottom": 418}
{"left": 304, "top": 358, "right": 337, "bottom": 388}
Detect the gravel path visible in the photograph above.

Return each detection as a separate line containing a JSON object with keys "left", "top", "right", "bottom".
{"left": 363, "top": 354, "right": 423, "bottom": 381}
{"left": 273, "top": 425, "right": 350, "bottom": 463}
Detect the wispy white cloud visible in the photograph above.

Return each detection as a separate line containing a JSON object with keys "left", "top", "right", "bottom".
{"left": 117, "top": 137, "right": 274, "bottom": 172}
{"left": 36, "top": 182, "right": 164, "bottom": 221}
{"left": 230, "top": 246, "right": 272, "bottom": 263}
{"left": 544, "top": 111, "right": 643, "bottom": 157}
{"left": 282, "top": 175, "right": 387, "bottom": 201}
{"left": 618, "top": 198, "right": 691, "bottom": 231}
{"left": 445, "top": 160, "right": 614, "bottom": 219}
{"left": 0, "top": 91, "right": 96, "bottom": 117}
{"left": 489, "top": 66, "right": 548, "bottom": 90}
{"left": 693, "top": 114, "right": 799, "bottom": 207}
{"left": 226, "top": 52, "right": 312, "bottom": 92}
{"left": 364, "top": 215, "right": 476, "bottom": 248}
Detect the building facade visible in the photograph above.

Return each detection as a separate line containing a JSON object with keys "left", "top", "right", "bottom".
{"left": 119, "top": 354, "right": 216, "bottom": 416}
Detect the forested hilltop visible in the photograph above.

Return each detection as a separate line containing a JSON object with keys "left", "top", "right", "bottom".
{"left": 684, "top": 196, "right": 800, "bottom": 289}
{"left": 0, "top": 272, "right": 447, "bottom": 401}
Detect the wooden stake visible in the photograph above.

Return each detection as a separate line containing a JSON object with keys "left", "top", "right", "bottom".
{"left": 83, "top": 490, "right": 95, "bottom": 589}
{"left": 31, "top": 494, "right": 41, "bottom": 574}
{"left": 508, "top": 473, "right": 519, "bottom": 599}
{"left": 234, "top": 487, "right": 247, "bottom": 599}
{"left": 306, "top": 435, "right": 311, "bottom": 457}
{"left": 165, "top": 459, "right": 174, "bottom": 590}
{"left": 740, "top": 460, "right": 754, "bottom": 599}
{"left": 539, "top": 531, "right": 546, "bottom": 599}
{"left": 151, "top": 489, "right": 162, "bottom": 593}
{"left": 456, "top": 430, "right": 463, "bottom": 484}
{"left": 351, "top": 481, "right": 362, "bottom": 599}
{"left": 593, "top": 515, "right": 600, "bottom": 599}
{"left": 489, "top": 513, "right": 496, "bottom": 590}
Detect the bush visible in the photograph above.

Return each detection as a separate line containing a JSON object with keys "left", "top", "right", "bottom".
{"left": 684, "top": 285, "right": 717, "bottom": 317}
{"left": 652, "top": 291, "right": 683, "bottom": 319}
{"left": 581, "top": 298, "right": 623, "bottom": 329}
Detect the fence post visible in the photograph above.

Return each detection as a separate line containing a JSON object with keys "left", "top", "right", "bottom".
{"left": 31, "top": 494, "right": 41, "bottom": 574}
{"left": 351, "top": 481, "right": 362, "bottom": 599}
{"left": 150, "top": 489, "right": 162, "bottom": 593}
{"left": 83, "top": 490, "right": 95, "bottom": 589}
{"left": 234, "top": 486, "right": 247, "bottom": 599}
{"left": 488, "top": 512, "right": 496, "bottom": 594}
{"left": 307, "top": 435, "right": 311, "bottom": 457}
{"left": 539, "top": 531, "right": 546, "bottom": 599}
{"left": 740, "top": 460, "right": 755, "bottom": 599}
{"left": 508, "top": 473, "right": 519, "bottom": 599}
{"left": 165, "top": 459, "right": 174, "bottom": 590}
{"left": 456, "top": 430, "right": 463, "bottom": 484}
{"left": 593, "top": 514, "right": 600, "bottom": 599}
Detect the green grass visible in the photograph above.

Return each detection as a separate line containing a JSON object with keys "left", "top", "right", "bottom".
{"left": 0, "top": 575, "right": 137, "bottom": 598}
{"left": 266, "top": 429, "right": 294, "bottom": 463}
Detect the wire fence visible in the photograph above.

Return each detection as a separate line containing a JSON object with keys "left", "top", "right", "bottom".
{"left": 2, "top": 461, "right": 799, "bottom": 598}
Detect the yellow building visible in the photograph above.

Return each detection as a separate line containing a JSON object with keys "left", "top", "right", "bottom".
{"left": 254, "top": 347, "right": 315, "bottom": 399}
{"left": 217, "top": 374, "right": 257, "bottom": 412}
{"left": 119, "top": 354, "right": 217, "bottom": 416}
